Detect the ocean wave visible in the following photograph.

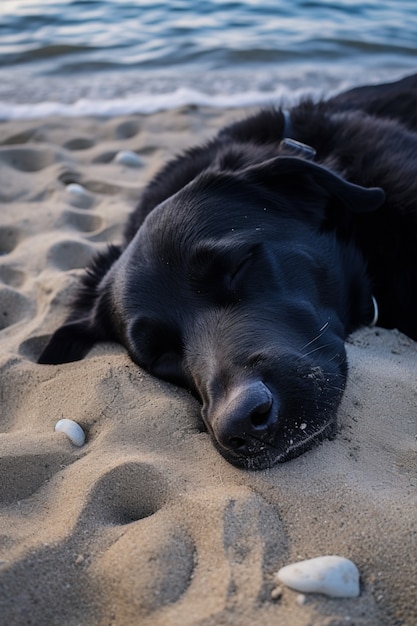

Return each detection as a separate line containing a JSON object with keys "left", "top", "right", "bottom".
{"left": 0, "top": 85, "right": 325, "bottom": 121}
{"left": 1, "top": 65, "right": 413, "bottom": 121}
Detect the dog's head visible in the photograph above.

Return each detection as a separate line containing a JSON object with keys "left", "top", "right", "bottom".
{"left": 39, "top": 156, "right": 384, "bottom": 469}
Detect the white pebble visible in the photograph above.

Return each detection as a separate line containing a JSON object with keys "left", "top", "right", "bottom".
{"left": 114, "top": 150, "right": 143, "bottom": 167}
{"left": 66, "top": 183, "right": 88, "bottom": 196}
{"left": 276, "top": 555, "right": 360, "bottom": 598}
{"left": 55, "top": 419, "right": 85, "bottom": 447}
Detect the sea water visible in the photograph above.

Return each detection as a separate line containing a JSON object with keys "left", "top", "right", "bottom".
{"left": 0, "top": 0, "right": 416, "bottom": 119}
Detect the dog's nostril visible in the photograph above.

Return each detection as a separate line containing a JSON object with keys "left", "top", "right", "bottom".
{"left": 250, "top": 399, "right": 272, "bottom": 427}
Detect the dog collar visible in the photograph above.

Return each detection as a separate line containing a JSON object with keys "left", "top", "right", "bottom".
{"left": 370, "top": 295, "right": 379, "bottom": 327}
{"left": 280, "top": 110, "right": 317, "bottom": 160}
{"left": 282, "top": 108, "right": 293, "bottom": 137}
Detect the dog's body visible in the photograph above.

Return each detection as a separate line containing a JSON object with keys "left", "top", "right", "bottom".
{"left": 39, "top": 74, "right": 417, "bottom": 469}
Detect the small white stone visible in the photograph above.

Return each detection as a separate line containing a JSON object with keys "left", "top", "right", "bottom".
{"left": 66, "top": 183, "right": 87, "bottom": 196}
{"left": 55, "top": 419, "right": 85, "bottom": 447}
{"left": 114, "top": 150, "right": 143, "bottom": 167}
{"left": 276, "top": 555, "right": 360, "bottom": 598}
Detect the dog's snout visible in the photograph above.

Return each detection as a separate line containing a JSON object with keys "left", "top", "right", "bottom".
{"left": 212, "top": 381, "right": 277, "bottom": 454}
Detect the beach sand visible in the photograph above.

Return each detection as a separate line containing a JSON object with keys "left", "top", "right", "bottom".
{"left": 0, "top": 108, "right": 416, "bottom": 626}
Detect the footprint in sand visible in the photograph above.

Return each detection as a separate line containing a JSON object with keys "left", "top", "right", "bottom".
{"left": 60, "top": 209, "right": 104, "bottom": 234}
{"left": 0, "top": 286, "right": 33, "bottom": 330}
{"left": 78, "top": 461, "right": 169, "bottom": 527}
{"left": 114, "top": 119, "right": 141, "bottom": 140}
{"left": 0, "top": 266, "right": 26, "bottom": 288}
{"left": 46, "top": 239, "right": 99, "bottom": 271}
{"left": 0, "top": 146, "right": 58, "bottom": 173}
{"left": 0, "top": 144, "right": 74, "bottom": 202}
{"left": 0, "top": 225, "right": 21, "bottom": 255}
{"left": 0, "top": 226, "right": 27, "bottom": 288}
{"left": 91, "top": 151, "right": 119, "bottom": 164}
{"left": 0, "top": 433, "right": 82, "bottom": 504}
{"left": 63, "top": 137, "right": 95, "bottom": 151}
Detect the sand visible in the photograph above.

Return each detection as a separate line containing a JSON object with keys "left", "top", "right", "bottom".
{"left": 0, "top": 107, "right": 416, "bottom": 626}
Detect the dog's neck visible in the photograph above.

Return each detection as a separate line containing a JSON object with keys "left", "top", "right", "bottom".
{"left": 282, "top": 109, "right": 379, "bottom": 331}
{"left": 280, "top": 110, "right": 316, "bottom": 160}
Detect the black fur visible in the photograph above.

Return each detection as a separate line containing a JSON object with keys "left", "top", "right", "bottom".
{"left": 39, "top": 74, "right": 417, "bottom": 470}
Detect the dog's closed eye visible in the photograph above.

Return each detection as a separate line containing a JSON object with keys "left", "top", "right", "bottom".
{"left": 227, "top": 251, "right": 254, "bottom": 292}
{"left": 189, "top": 242, "right": 257, "bottom": 301}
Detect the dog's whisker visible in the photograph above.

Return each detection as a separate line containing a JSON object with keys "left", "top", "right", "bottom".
{"left": 298, "top": 342, "right": 334, "bottom": 360}
{"left": 299, "top": 320, "right": 330, "bottom": 352}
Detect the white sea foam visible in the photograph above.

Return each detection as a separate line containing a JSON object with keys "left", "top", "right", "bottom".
{"left": 0, "top": 85, "right": 324, "bottom": 121}
{"left": 0, "top": 65, "right": 411, "bottom": 121}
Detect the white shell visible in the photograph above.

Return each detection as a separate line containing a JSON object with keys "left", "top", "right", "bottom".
{"left": 114, "top": 150, "right": 143, "bottom": 167}
{"left": 276, "top": 555, "right": 360, "bottom": 598}
{"left": 66, "top": 183, "right": 88, "bottom": 196}
{"left": 55, "top": 419, "right": 86, "bottom": 447}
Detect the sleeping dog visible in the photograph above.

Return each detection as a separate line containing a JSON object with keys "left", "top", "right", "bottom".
{"left": 39, "top": 74, "right": 417, "bottom": 470}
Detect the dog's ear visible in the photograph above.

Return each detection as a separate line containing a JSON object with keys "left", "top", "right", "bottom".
{"left": 38, "top": 317, "right": 101, "bottom": 364}
{"left": 38, "top": 245, "right": 121, "bottom": 364}
{"left": 38, "top": 290, "right": 116, "bottom": 364}
{"left": 243, "top": 155, "right": 385, "bottom": 213}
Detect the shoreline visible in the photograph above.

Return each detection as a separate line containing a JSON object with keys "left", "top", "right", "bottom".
{"left": 0, "top": 66, "right": 413, "bottom": 121}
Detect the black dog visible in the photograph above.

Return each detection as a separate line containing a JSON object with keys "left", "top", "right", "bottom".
{"left": 39, "top": 74, "right": 417, "bottom": 470}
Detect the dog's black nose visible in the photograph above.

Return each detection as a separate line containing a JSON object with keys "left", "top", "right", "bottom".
{"left": 212, "top": 381, "right": 276, "bottom": 454}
